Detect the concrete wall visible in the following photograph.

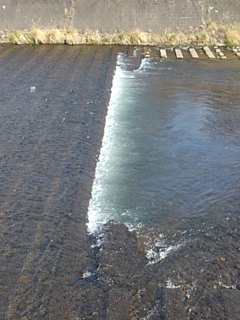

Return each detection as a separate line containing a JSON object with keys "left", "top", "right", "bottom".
{"left": 0, "top": 0, "right": 240, "bottom": 32}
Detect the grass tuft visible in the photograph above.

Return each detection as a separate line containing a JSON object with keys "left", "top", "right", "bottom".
{"left": 6, "top": 23, "right": 240, "bottom": 47}
{"left": 225, "top": 25, "right": 240, "bottom": 46}
{"left": 46, "top": 28, "right": 66, "bottom": 44}
{"left": 65, "top": 28, "right": 82, "bottom": 45}
{"left": 9, "top": 30, "right": 31, "bottom": 45}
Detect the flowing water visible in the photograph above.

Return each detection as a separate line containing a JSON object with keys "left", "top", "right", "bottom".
{"left": 88, "top": 53, "right": 240, "bottom": 234}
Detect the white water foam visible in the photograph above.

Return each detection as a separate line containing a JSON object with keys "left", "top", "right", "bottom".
{"left": 87, "top": 54, "right": 170, "bottom": 235}
{"left": 87, "top": 54, "right": 127, "bottom": 234}
{"left": 146, "top": 242, "right": 183, "bottom": 265}
{"left": 143, "top": 232, "right": 185, "bottom": 264}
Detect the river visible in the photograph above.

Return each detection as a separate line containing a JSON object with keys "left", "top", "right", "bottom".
{"left": 88, "top": 52, "right": 240, "bottom": 234}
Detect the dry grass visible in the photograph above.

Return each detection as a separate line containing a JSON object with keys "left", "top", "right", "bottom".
{"left": 9, "top": 30, "right": 31, "bottom": 45}
{"left": 4, "top": 23, "right": 240, "bottom": 46}
{"left": 31, "top": 28, "right": 48, "bottom": 44}
{"left": 46, "top": 28, "right": 66, "bottom": 44}
{"left": 225, "top": 24, "right": 240, "bottom": 46}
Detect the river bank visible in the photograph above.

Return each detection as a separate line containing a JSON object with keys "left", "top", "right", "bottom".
{"left": 0, "top": 22, "right": 240, "bottom": 46}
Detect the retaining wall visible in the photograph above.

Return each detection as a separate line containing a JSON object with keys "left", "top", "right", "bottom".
{"left": 0, "top": 0, "right": 240, "bottom": 32}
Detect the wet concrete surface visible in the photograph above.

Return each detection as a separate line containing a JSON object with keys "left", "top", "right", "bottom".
{"left": 1, "top": 45, "right": 240, "bottom": 320}
{"left": 0, "top": 44, "right": 118, "bottom": 319}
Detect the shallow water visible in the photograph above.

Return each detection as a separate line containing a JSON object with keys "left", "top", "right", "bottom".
{"left": 88, "top": 54, "right": 240, "bottom": 233}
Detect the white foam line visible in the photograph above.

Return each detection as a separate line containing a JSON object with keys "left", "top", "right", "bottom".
{"left": 87, "top": 55, "right": 126, "bottom": 235}
{"left": 146, "top": 242, "right": 183, "bottom": 265}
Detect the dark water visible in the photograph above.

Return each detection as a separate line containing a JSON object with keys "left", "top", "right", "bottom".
{"left": 88, "top": 54, "right": 240, "bottom": 233}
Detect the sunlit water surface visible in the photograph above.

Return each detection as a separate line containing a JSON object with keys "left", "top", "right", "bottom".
{"left": 88, "top": 54, "right": 240, "bottom": 234}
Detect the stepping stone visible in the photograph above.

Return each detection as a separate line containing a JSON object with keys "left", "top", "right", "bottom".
{"left": 160, "top": 49, "right": 167, "bottom": 59}
{"left": 203, "top": 46, "right": 215, "bottom": 59}
{"left": 215, "top": 48, "right": 227, "bottom": 59}
{"left": 189, "top": 48, "right": 199, "bottom": 58}
{"left": 175, "top": 48, "right": 183, "bottom": 59}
